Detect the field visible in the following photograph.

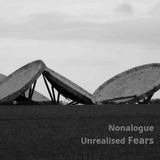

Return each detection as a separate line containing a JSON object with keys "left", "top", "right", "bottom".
{"left": 0, "top": 104, "right": 160, "bottom": 160}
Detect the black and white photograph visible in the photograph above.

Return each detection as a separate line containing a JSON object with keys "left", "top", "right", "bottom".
{"left": 0, "top": 0, "right": 160, "bottom": 159}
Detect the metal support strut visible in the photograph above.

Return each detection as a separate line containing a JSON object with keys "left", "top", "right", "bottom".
{"left": 43, "top": 74, "right": 54, "bottom": 102}
{"left": 28, "top": 80, "right": 37, "bottom": 100}
{"left": 42, "top": 74, "right": 80, "bottom": 105}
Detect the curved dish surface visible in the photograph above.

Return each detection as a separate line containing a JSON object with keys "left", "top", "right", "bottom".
{"left": 0, "top": 73, "right": 50, "bottom": 101}
{"left": 93, "top": 63, "right": 160, "bottom": 104}
{"left": 43, "top": 67, "right": 93, "bottom": 104}
{"left": 0, "top": 73, "right": 5, "bottom": 81}
{"left": 0, "top": 73, "right": 49, "bottom": 102}
{"left": 0, "top": 60, "right": 45, "bottom": 103}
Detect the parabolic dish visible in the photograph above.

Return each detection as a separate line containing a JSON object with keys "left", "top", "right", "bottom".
{"left": 0, "top": 73, "right": 5, "bottom": 81}
{"left": 43, "top": 67, "right": 93, "bottom": 104}
{"left": 93, "top": 63, "right": 160, "bottom": 104}
{"left": 0, "top": 73, "right": 49, "bottom": 102}
{"left": 0, "top": 60, "right": 45, "bottom": 103}
{"left": 25, "top": 90, "right": 50, "bottom": 102}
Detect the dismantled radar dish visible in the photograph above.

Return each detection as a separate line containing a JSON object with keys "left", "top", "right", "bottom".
{"left": 0, "top": 73, "right": 5, "bottom": 81}
{"left": 25, "top": 90, "right": 50, "bottom": 102}
{"left": 0, "top": 73, "right": 49, "bottom": 102}
{"left": 0, "top": 60, "right": 45, "bottom": 103}
{"left": 43, "top": 67, "right": 93, "bottom": 104}
{"left": 93, "top": 63, "right": 160, "bottom": 104}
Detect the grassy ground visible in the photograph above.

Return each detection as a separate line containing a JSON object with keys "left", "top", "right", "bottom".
{"left": 0, "top": 104, "right": 159, "bottom": 160}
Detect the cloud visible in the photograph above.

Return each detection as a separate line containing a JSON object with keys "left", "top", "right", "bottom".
{"left": 150, "top": 3, "right": 160, "bottom": 15}
{"left": 114, "top": 3, "right": 134, "bottom": 15}
{"left": 0, "top": 12, "right": 160, "bottom": 45}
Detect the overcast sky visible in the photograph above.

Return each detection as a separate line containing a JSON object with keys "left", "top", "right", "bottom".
{"left": 0, "top": 0, "right": 160, "bottom": 98}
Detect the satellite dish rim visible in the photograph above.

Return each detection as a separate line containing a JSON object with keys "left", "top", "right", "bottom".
{"left": 0, "top": 60, "right": 45, "bottom": 103}
{"left": 0, "top": 72, "right": 50, "bottom": 102}
{"left": 93, "top": 63, "right": 160, "bottom": 104}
